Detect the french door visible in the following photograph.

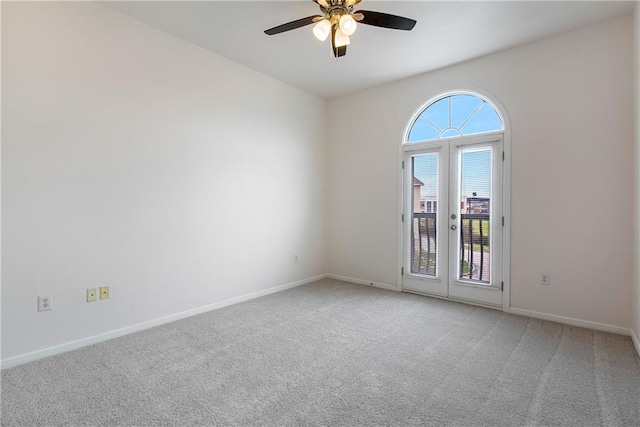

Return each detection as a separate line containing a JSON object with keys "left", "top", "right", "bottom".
{"left": 402, "top": 133, "right": 503, "bottom": 307}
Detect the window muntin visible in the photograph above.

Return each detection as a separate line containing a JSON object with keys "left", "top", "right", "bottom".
{"left": 407, "top": 94, "right": 503, "bottom": 143}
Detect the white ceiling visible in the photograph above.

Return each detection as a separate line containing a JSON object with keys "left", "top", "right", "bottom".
{"left": 102, "top": 1, "right": 635, "bottom": 99}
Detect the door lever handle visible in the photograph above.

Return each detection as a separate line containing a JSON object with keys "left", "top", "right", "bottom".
{"left": 450, "top": 225, "right": 457, "bottom": 230}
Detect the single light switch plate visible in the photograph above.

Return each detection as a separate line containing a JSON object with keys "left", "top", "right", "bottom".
{"left": 87, "top": 288, "right": 97, "bottom": 302}
{"left": 100, "top": 286, "right": 110, "bottom": 300}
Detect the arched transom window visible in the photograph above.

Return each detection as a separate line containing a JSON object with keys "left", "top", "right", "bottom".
{"left": 407, "top": 93, "right": 503, "bottom": 143}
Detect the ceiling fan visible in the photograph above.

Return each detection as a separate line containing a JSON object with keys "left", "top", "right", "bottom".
{"left": 264, "top": 0, "right": 417, "bottom": 58}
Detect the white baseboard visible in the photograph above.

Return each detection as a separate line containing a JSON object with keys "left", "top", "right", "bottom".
{"left": 631, "top": 329, "right": 640, "bottom": 360}
{"left": 1, "top": 274, "right": 326, "bottom": 370}
{"left": 327, "top": 273, "right": 399, "bottom": 292}
{"left": 5, "top": 275, "right": 637, "bottom": 368}
{"left": 505, "top": 307, "right": 632, "bottom": 337}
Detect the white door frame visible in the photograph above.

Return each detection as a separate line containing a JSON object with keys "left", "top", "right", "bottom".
{"left": 447, "top": 136, "right": 503, "bottom": 306}
{"left": 402, "top": 143, "right": 450, "bottom": 297}
{"left": 396, "top": 89, "right": 511, "bottom": 310}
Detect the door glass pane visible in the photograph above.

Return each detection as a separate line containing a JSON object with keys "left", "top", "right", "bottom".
{"left": 458, "top": 147, "right": 492, "bottom": 284}
{"left": 411, "top": 153, "right": 438, "bottom": 276}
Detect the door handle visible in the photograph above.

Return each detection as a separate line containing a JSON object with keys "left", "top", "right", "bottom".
{"left": 450, "top": 225, "right": 457, "bottom": 230}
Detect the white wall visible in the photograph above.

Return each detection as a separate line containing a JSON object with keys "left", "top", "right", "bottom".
{"left": 1, "top": 2, "right": 327, "bottom": 361}
{"left": 327, "top": 16, "right": 635, "bottom": 329}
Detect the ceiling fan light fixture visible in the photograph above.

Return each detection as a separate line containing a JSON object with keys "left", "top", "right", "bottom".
{"left": 339, "top": 14, "right": 357, "bottom": 36}
{"left": 334, "top": 28, "right": 350, "bottom": 47}
{"left": 263, "top": 0, "right": 418, "bottom": 59}
{"left": 313, "top": 18, "right": 331, "bottom": 41}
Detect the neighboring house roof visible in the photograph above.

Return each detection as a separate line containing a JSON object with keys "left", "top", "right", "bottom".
{"left": 413, "top": 177, "right": 424, "bottom": 186}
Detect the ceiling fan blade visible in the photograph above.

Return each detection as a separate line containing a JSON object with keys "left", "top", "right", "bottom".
{"left": 334, "top": 45, "right": 347, "bottom": 58}
{"left": 356, "top": 10, "right": 417, "bottom": 31}
{"left": 330, "top": 25, "right": 348, "bottom": 58}
{"left": 264, "top": 15, "right": 322, "bottom": 35}
{"left": 345, "top": 0, "right": 362, "bottom": 7}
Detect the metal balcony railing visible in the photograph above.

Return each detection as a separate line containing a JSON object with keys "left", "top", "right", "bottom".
{"left": 411, "top": 213, "right": 490, "bottom": 283}
{"left": 411, "top": 213, "right": 437, "bottom": 276}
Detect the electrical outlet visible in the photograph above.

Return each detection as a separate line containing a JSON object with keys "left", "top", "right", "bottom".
{"left": 540, "top": 274, "right": 550, "bottom": 286}
{"left": 100, "top": 286, "right": 110, "bottom": 300}
{"left": 38, "top": 295, "right": 52, "bottom": 312}
{"left": 87, "top": 288, "right": 97, "bottom": 302}
{"left": 293, "top": 254, "right": 299, "bottom": 263}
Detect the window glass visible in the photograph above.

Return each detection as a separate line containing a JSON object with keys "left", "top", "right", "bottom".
{"left": 407, "top": 94, "right": 503, "bottom": 143}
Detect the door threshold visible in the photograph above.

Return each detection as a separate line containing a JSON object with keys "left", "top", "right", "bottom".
{"left": 402, "top": 289, "right": 503, "bottom": 311}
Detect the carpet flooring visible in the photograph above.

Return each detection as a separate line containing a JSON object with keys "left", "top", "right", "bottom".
{"left": 2, "top": 278, "right": 639, "bottom": 426}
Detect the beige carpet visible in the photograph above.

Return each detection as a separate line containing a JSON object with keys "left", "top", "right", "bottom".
{"left": 2, "top": 279, "right": 639, "bottom": 426}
